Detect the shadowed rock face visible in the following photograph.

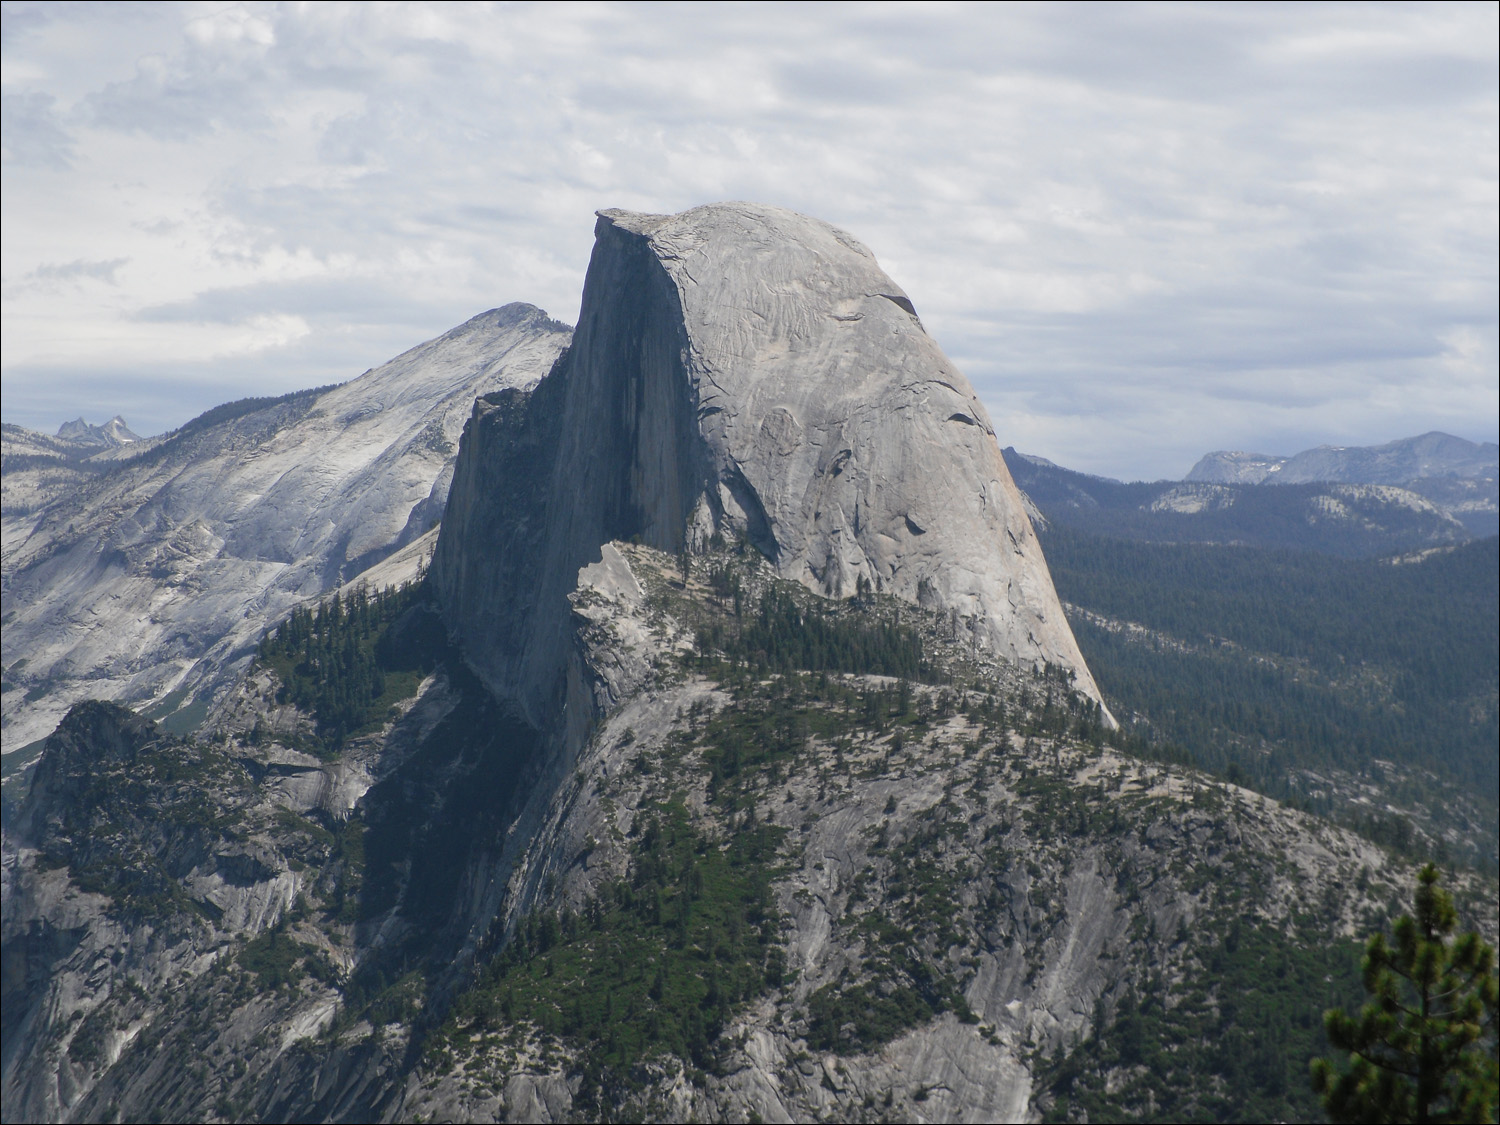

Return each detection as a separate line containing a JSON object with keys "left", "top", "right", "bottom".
{"left": 433, "top": 203, "right": 1105, "bottom": 725}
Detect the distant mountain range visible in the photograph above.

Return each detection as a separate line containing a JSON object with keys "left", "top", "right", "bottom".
{"left": 2, "top": 204, "right": 1495, "bottom": 1125}
{"left": 1187, "top": 431, "right": 1497, "bottom": 485}
{"left": 1005, "top": 432, "right": 1499, "bottom": 551}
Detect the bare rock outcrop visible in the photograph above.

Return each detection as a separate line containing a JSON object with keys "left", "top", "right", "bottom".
{"left": 432, "top": 203, "right": 1104, "bottom": 728}
{"left": 2, "top": 304, "right": 570, "bottom": 756}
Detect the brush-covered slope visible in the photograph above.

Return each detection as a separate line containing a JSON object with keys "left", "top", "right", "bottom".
{"left": 1044, "top": 530, "right": 1500, "bottom": 872}
{"left": 433, "top": 204, "right": 1102, "bottom": 731}
{"left": 1, "top": 304, "right": 570, "bottom": 757}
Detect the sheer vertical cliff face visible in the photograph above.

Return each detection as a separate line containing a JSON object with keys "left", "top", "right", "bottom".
{"left": 431, "top": 223, "right": 707, "bottom": 729}
{"left": 432, "top": 203, "right": 1104, "bottom": 725}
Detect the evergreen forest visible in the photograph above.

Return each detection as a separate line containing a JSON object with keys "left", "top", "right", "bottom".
{"left": 1041, "top": 527, "right": 1499, "bottom": 871}
{"left": 256, "top": 579, "right": 446, "bottom": 754}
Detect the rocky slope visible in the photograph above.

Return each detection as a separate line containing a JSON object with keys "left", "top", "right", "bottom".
{"left": 3, "top": 539, "right": 1493, "bottom": 1123}
{"left": 4, "top": 203, "right": 1494, "bottom": 1124}
{"left": 1, "top": 420, "right": 169, "bottom": 522}
{"left": 432, "top": 204, "right": 1103, "bottom": 733}
{"left": 401, "top": 544, "right": 1496, "bottom": 1124}
{"left": 1, "top": 426, "right": 97, "bottom": 521}
{"left": 1, "top": 304, "right": 570, "bottom": 759}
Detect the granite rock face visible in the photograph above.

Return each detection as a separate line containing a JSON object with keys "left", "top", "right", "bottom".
{"left": 1, "top": 304, "right": 570, "bottom": 756}
{"left": 399, "top": 541, "right": 1476, "bottom": 1125}
{"left": 433, "top": 204, "right": 1104, "bottom": 726}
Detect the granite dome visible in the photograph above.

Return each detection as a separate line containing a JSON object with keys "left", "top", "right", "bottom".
{"left": 434, "top": 203, "right": 1107, "bottom": 719}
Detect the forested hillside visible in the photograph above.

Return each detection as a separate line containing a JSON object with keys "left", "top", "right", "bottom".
{"left": 1042, "top": 528, "right": 1499, "bottom": 870}
{"left": 7, "top": 535, "right": 1495, "bottom": 1123}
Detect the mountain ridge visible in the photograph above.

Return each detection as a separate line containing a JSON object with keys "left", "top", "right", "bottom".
{"left": 1004, "top": 446, "right": 1495, "bottom": 552}
{"left": 1, "top": 303, "right": 570, "bottom": 757}
{"left": 1186, "top": 430, "right": 1498, "bottom": 487}
{"left": 5, "top": 536, "right": 1492, "bottom": 1123}
{"left": 2, "top": 204, "right": 1495, "bottom": 1124}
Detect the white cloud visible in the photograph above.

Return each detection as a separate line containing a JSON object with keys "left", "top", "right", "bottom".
{"left": 0, "top": 0, "right": 1494, "bottom": 475}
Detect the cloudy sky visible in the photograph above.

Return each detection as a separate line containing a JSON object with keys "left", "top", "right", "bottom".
{"left": 3, "top": 1, "right": 1496, "bottom": 479}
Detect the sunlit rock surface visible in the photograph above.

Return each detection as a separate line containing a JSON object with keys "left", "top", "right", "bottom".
{"left": 1, "top": 304, "right": 570, "bottom": 757}
{"left": 433, "top": 204, "right": 1104, "bottom": 728}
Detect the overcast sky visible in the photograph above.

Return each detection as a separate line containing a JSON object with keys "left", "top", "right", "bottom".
{"left": 3, "top": 1, "right": 1496, "bottom": 479}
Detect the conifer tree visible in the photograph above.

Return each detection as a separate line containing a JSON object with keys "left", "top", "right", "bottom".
{"left": 1311, "top": 864, "right": 1498, "bottom": 1123}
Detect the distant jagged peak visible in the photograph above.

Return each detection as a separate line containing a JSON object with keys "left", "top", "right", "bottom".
{"left": 1187, "top": 431, "right": 1498, "bottom": 487}
{"left": 54, "top": 416, "right": 90, "bottom": 440}
{"left": 102, "top": 415, "right": 138, "bottom": 442}
{"left": 55, "top": 414, "right": 141, "bottom": 447}
{"left": 1185, "top": 450, "right": 1286, "bottom": 485}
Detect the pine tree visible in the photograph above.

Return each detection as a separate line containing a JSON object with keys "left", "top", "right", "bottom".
{"left": 1311, "top": 864, "right": 1498, "bottom": 1123}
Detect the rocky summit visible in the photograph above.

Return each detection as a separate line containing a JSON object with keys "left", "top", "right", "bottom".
{"left": 433, "top": 203, "right": 1104, "bottom": 732}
